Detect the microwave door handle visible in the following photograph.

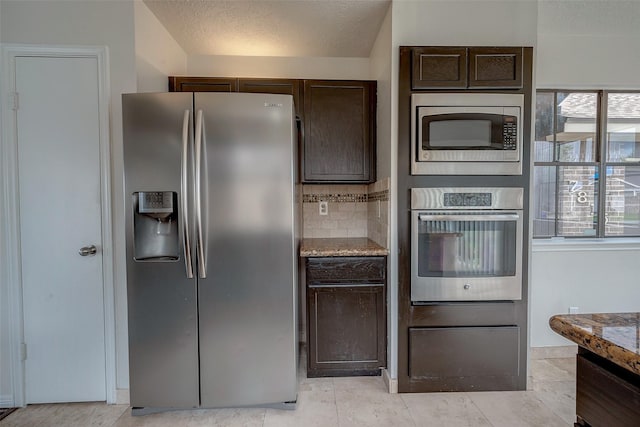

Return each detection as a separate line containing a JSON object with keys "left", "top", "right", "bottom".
{"left": 181, "top": 109, "right": 194, "bottom": 279}
{"left": 418, "top": 213, "right": 520, "bottom": 222}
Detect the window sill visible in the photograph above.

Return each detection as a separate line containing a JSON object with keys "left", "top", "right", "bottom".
{"left": 532, "top": 237, "right": 640, "bottom": 252}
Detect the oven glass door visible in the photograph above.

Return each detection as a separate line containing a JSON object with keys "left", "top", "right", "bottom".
{"left": 411, "top": 210, "right": 523, "bottom": 301}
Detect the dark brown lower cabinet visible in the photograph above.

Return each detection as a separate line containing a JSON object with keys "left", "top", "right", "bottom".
{"left": 575, "top": 349, "right": 640, "bottom": 427}
{"left": 306, "top": 257, "right": 386, "bottom": 377}
{"left": 408, "top": 326, "right": 521, "bottom": 391}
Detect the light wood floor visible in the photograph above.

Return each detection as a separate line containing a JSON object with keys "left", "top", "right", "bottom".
{"left": 1, "top": 357, "right": 576, "bottom": 426}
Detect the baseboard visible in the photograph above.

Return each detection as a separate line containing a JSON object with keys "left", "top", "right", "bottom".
{"left": 0, "top": 395, "right": 14, "bottom": 407}
{"left": 381, "top": 368, "right": 398, "bottom": 394}
{"left": 530, "top": 345, "right": 578, "bottom": 359}
{"left": 115, "top": 389, "right": 130, "bottom": 405}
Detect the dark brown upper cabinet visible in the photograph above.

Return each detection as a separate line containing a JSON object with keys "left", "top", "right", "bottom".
{"left": 302, "top": 80, "right": 376, "bottom": 183}
{"left": 411, "top": 46, "right": 523, "bottom": 90}
{"left": 170, "top": 77, "right": 302, "bottom": 117}
{"left": 168, "top": 76, "right": 237, "bottom": 92}
{"left": 468, "top": 47, "right": 522, "bottom": 89}
{"left": 237, "top": 78, "right": 302, "bottom": 118}
{"left": 169, "top": 76, "right": 377, "bottom": 184}
{"left": 412, "top": 47, "right": 468, "bottom": 89}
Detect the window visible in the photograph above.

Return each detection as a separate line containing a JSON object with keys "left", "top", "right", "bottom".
{"left": 533, "top": 91, "right": 640, "bottom": 238}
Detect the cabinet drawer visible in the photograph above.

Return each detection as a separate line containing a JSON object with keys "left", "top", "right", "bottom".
{"left": 409, "top": 326, "right": 520, "bottom": 383}
{"left": 306, "top": 257, "right": 385, "bottom": 282}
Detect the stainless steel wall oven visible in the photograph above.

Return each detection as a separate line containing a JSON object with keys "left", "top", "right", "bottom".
{"left": 411, "top": 187, "right": 523, "bottom": 302}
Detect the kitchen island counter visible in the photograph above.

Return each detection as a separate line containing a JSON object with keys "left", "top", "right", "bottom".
{"left": 300, "top": 237, "right": 388, "bottom": 257}
{"left": 549, "top": 312, "right": 640, "bottom": 375}
{"left": 549, "top": 313, "right": 640, "bottom": 427}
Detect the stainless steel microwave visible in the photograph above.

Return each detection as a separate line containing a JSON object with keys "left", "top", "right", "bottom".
{"left": 411, "top": 93, "right": 524, "bottom": 175}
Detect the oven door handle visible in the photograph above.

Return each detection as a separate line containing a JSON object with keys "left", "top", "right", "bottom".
{"left": 418, "top": 213, "right": 520, "bottom": 222}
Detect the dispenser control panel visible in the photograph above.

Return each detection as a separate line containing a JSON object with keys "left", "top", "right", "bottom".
{"left": 138, "top": 191, "right": 174, "bottom": 214}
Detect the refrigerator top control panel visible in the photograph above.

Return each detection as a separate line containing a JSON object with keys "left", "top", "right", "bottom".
{"left": 138, "top": 191, "right": 173, "bottom": 214}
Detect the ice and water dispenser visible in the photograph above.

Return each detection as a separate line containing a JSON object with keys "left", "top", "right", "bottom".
{"left": 133, "top": 191, "right": 179, "bottom": 261}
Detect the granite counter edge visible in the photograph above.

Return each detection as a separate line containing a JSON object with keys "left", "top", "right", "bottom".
{"left": 549, "top": 315, "right": 640, "bottom": 376}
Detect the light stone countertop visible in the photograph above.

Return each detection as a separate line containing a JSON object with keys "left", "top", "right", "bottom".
{"left": 300, "top": 237, "right": 388, "bottom": 257}
{"left": 549, "top": 312, "right": 640, "bottom": 376}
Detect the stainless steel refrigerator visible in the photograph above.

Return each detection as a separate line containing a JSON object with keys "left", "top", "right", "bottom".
{"left": 122, "top": 92, "right": 299, "bottom": 413}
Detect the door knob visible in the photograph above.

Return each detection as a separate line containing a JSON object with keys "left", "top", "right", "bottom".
{"left": 79, "top": 245, "right": 97, "bottom": 256}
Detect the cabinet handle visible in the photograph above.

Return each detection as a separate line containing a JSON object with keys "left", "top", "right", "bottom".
{"left": 308, "top": 283, "right": 384, "bottom": 289}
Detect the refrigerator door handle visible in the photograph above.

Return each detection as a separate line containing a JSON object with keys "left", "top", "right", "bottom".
{"left": 181, "top": 109, "right": 194, "bottom": 279}
{"left": 195, "top": 109, "right": 207, "bottom": 279}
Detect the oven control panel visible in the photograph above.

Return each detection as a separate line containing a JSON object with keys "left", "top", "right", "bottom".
{"left": 411, "top": 187, "right": 523, "bottom": 210}
{"left": 443, "top": 192, "right": 492, "bottom": 207}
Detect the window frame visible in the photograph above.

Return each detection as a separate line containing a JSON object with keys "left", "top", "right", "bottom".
{"left": 534, "top": 89, "right": 640, "bottom": 239}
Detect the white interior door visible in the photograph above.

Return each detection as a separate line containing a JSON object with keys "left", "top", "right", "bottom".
{"left": 15, "top": 56, "right": 106, "bottom": 403}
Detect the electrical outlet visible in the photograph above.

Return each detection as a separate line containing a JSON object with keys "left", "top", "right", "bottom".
{"left": 319, "top": 201, "right": 328, "bottom": 216}
{"left": 569, "top": 306, "right": 579, "bottom": 314}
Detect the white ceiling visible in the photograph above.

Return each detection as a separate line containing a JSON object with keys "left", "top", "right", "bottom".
{"left": 143, "top": 0, "right": 391, "bottom": 58}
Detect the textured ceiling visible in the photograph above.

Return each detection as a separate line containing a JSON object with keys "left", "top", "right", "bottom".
{"left": 143, "top": 0, "right": 391, "bottom": 57}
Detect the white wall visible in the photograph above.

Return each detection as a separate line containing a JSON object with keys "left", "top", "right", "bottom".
{"left": 0, "top": 0, "right": 10, "bottom": 394}
{"left": 0, "top": 0, "right": 137, "bottom": 401}
{"left": 392, "top": 0, "right": 537, "bottom": 47}
{"left": 370, "top": 5, "right": 393, "bottom": 182}
{"left": 134, "top": 1, "right": 187, "bottom": 92}
{"left": 537, "top": 0, "right": 640, "bottom": 90}
{"left": 0, "top": 258, "right": 9, "bottom": 404}
{"left": 0, "top": 68, "right": 11, "bottom": 407}
{"left": 369, "top": 4, "right": 394, "bottom": 378}
{"left": 531, "top": 241, "right": 640, "bottom": 347}
{"left": 187, "top": 55, "right": 370, "bottom": 80}
{"left": 531, "top": 0, "right": 640, "bottom": 348}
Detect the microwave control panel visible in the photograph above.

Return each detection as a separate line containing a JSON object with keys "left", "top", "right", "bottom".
{"left": 502, "top": 116, "right": 518, "bottom": 150}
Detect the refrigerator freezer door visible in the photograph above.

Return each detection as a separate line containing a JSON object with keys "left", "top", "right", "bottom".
{"left": 123, "top": 93, "right": 199, "bottom": 409}
{"left": 196, "top": 92, "right": 298, "bottom": 407}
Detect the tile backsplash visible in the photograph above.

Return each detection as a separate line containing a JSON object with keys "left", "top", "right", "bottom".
{"left": 302, "top": 178, "right": 390, "bottom": 248}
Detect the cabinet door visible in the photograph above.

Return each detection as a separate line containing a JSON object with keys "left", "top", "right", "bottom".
{"left": 577, "top": 353, "right": 640, "bottom": 427}
{"left": 307, "top": 283, "right": 385, "bottom": 377}
{"left": 468, "top": 47, "right": 523, "bottom": 89}
{"left": 303, "top": 80, "right": 376, "bottom": 183}
{"left": 411, "top": 47, "right": 468, "bottom": 89}
{"left": 238, "top": 78, "right": 302, "bottom": 118}
{"left": 168, "top": 76, "right": 237, "bottom": 92}
{"left": 409, "top": 326, "right": 521, "bottom": 391}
